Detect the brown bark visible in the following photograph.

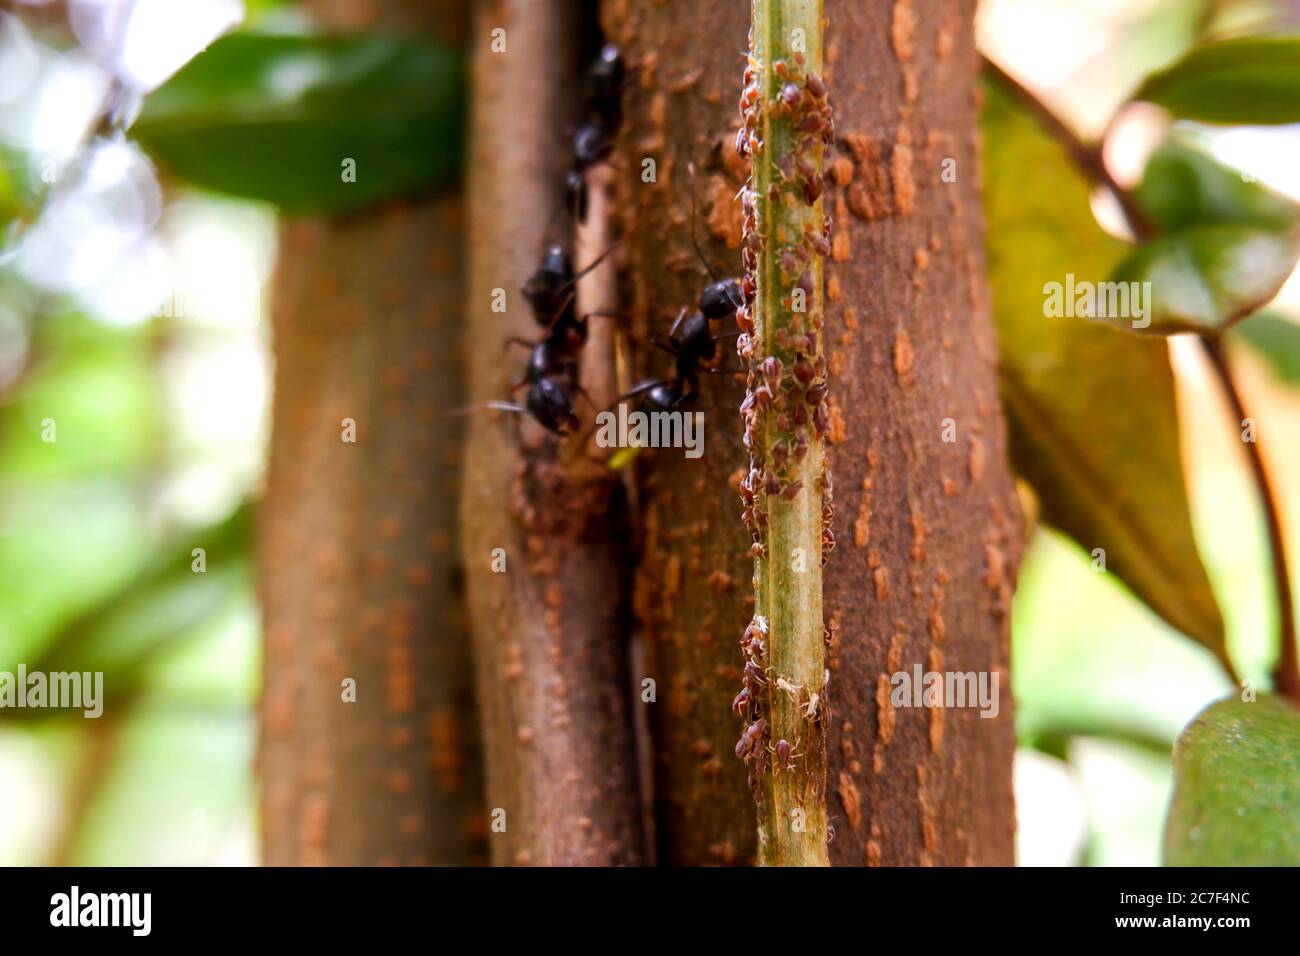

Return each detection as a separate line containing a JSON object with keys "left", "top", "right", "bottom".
{"left": 601, "top": 0, "right": 758, "bottom": 866}
{"left": 819, "top": 0, "right": 1020, "bottom": 865}
{"left": 459, "top": 0, "right": 644, "bottom": 866}
{"left": 259, "top": 0, "right": 484, "bottom": 866}
{"left": 606, "top": 0, "right": 1020, "bottom": 865}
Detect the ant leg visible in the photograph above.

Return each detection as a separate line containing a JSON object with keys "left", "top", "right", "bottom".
{"left": 649, "top": 336, "right": 679, "bottom": 359}
{"left": 503, "top": 336, "right": 535, "bottom": 352}
{"left": 568, "top": 245, "right": 617, "bottom": 285}
{"left": 584, "top": 310, "right": 631, "bottom": 324}
{"left": 619, "top": 377, "right": 668, "bottom": 402}
{"left": 687, "top": 162, "right": 721, "bottom": 282}
{"left": 670, "top": 390, "right": 698, "bottom": 412}
{"left": 667, "top": 307, "right": 689, "bottom": 343}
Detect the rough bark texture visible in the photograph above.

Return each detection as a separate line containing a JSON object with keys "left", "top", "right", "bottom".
{"left": 606, "top": 0, "right": 1020, "bottom": 865}
{"left": 259, "top": 0, "right": 485, "bottom": 866}
{"left": 819, "top": 0, "right": 1020, "bottom": 865}
{"left": 459, "top": 0, "right": 644, "bottom": 866}
{"left": 602, "top": 0, "right": 759, "bottom": 866}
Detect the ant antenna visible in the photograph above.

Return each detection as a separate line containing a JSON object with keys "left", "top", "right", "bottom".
{"left": 446, "top": 400, "right": 526, "bottom": 420}
{"left": 687, "top": 161, "right": 721, "bottom": 283}
{"left": 565, "top": 244, "right": 617, "bottom": 292}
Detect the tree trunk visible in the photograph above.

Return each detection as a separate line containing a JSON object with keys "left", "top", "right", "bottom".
{"left": 459, "top": 0, "right": 645, "bottom": 866}
{"left": 606, "top": 0, "right": 1019, "bottom": 865}
{"left": 601, "top": 0, "right": 759, "bottom": 867}
{"left": 259, "top": 0, "right": 484, "bottom": 866}
{"left": 819, "top": 0, "right": 1020, "bottom": 865}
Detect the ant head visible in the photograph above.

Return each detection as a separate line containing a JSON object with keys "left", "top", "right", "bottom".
{"left": 699, "top": 277, "right": 743, "bottom": 320}
{"left": 526, "top": 377, "right": 580, "bottom": 435}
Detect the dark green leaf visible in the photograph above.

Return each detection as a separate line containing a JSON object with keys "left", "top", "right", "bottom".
{"left": 1134, "top": 35, "right": 1300, "bottom": 124}
{"left": 1103, "top": 224, "right": 1299, "bottom": 335}
{"left": 1135, "top": 137, "right": 1300, "bottom": 233}
{"left": 1164, "top": 694, "right": 1300, "bottom": 865}
{"left": 134, "top": 33, "right": 464, "bottom": 212}
{"left": 1232, "top": 310, "right": 1300, "bottom": 385}
{"left": 982, "top": 76, "right": 1228, "bottom": 667}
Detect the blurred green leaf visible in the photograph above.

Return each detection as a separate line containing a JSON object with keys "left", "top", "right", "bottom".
{"left": 982, "top": 76, "right": 1228, "bottom": 668}
{"left": 1232, "top": 310, "right": 1300, "bottom": 384}
{"left": 1102, "top": 224, "right": 1300, "bottom": 335}
{"left": 134, "top": 32, "right": 464, "bottom": 213}
{"left": 1135, "top": 138, "right": 1300, "bottom": 233}
{"left": 1134, "top": 34, "right": 1300, "bottom": 124}
{"left": 1164, "top": 694, "right": 1300, "bottom": 865}
{"left": 34, "top": 503, "right": 253, "bottom": 689}
{"left": 0, "top": 146, "right": 42, "bottom": 228}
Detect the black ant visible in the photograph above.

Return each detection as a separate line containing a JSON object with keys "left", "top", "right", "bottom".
{"left": 485, "top": 244, "right": 618, "bottom": 437}
{"left": 488, "top": 43, "right": 628, "bottom": 439}
{"left": 565, "top": 44, "right": 631, "bottom": 224}
{"left": 613, "top": 165, "right": 745, "bottom": 417}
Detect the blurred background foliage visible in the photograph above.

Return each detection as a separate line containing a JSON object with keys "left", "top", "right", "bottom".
{"left": 1, "top": 0, "right": 1300, "bottom": 865}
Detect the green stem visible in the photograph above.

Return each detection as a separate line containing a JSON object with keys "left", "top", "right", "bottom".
{"left": 737, "top": 0, "right": 830, "bottom": 866}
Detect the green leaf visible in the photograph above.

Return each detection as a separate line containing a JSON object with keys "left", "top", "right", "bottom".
{"left": 982, "top": 76, "right": 1228, "bottom": 668}
{"left": 34, "top": 503, "right": 252, "bottom": 687}
{"left": 1102, "top": 224, "right": 1300, "bottom": 335}
{"left": 1164, "top": 694, "right": 1300, "bottom": 865}
{"left": 1134, "top": 35, "right": 1300, "bottom": 125}
{"left": 1232, "top": 311, "right": 1300, "bottom": 385}
{"left": 134, "top": 32, "right": 464, "bottom": 213}
{"left": 1135, "top": 138, "right": 1300, "bottom": 233}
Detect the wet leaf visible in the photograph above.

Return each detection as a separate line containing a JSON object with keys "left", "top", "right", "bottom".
{"left": 134, "top": 32, "right": 464, "bottom": 213}
{"left": 1102, "top": 224, "right": 1300, "bottom": 335}
{"left": 1164, "top": 694, "right": 1300, "bottom": 865}
{"left": 1134, "top": 138, "right": 1300, "bottom": 233}
{"left": 1134, "top": 35, "right": 1300, "bottom": 125}
{"left": 982, "top": 77, "right": 1228, "bottom": 667}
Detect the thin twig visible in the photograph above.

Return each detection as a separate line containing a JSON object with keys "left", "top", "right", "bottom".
{"left": 1201, "top": 337, "right": 1300, "bottom": 700}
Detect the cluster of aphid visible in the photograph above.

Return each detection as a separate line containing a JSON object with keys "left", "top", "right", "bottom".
{"left": 732, "top": 616, "right": 770, "bottom": 776}
{"left": 733, "top": 50, "right": 836, "bottom": 779}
